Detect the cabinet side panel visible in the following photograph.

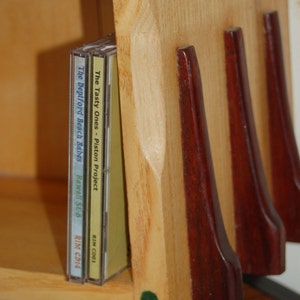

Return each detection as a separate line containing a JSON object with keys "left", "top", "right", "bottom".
{"left": 113, "top": 0, "right": 291, "bottom": 298}
{"left": 113, "top": 1, "right": 191, "bottom": 299}
{"left": 0, "top": 0, "right": 102, "bottom": 179}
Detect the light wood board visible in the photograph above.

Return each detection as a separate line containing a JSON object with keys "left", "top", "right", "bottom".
{"left": 113, "top": 1, "right": 291, "bottom": 299}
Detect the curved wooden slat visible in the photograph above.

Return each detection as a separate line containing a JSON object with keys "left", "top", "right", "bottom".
{"left": 177, "top": 45, "right": 243, "bottom": 299}
{"left": 264, "top": 10, "right": 300, "bottom": 242}
{"left": 224, "top": 27, "right": 285, "bottom": 275}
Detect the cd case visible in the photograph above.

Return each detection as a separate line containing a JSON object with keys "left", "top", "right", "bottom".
{"left": 67, "top": 34, "right": 129, "bottom": 285}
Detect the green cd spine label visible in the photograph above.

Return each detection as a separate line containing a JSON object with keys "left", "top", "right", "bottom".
{"left": 68, "top": 54, "right": 87, "bottom": 281}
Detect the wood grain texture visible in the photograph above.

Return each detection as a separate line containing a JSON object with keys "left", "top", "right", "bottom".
{"left": 178, "top": 46, "right": 243, "bottom": 300}
{"left": 0, "top": 0, "right": 104, "bottom": 179}
{"left": 112, "top": 1, "right": 291, "bottom": 298}
{"left": 113, "top": 1, "right": 192, "bottom": 299}
{"left": 0, "top": 178, "right": 67, "bottom": 274}
{"left": 224, "top": 27, "right": 285, "bottom": 275}
{"left": 0, "top": 178, "right": 132, "bottom": 300}
{"left": 0, "top": 1, "right": 293, "bottom": 299}
{"left": 264, "top": 11, "right": 300, "bottom": 242}
{"left": 0, "top": 268, "right": 132, "bottom": 300}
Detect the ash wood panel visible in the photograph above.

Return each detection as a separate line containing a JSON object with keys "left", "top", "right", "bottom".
{"left": 112, "top": 0, "right": 290, "bottom": 298}
{"left": 178, "top": 45, "right": 243, "bottom": 300}
{"left": 224, "top": 27, "right": 285, "bottom": 275}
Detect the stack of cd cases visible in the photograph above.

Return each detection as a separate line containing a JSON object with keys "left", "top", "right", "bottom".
{"left": 67, "top": 33, "right": 129, "bottom": 285}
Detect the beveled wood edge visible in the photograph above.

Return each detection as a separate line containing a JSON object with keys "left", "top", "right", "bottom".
{"left": 224, "top": 27, "right": 285, "bottom": 275}
{"left": 264, "top": 10, "right": 300, "bottom": 242}
{"left": 177, "top": 45, "right": 243, "bottom": 299}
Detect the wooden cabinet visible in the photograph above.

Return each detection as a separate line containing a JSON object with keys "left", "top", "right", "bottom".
{"left": 0, "top": 1, "right": 292, "bottom": 299}
{"left": 0, "top": 1, "right": 131, "bottom": 299}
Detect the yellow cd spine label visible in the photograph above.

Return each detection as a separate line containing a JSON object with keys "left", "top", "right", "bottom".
{"left": 89, "top": 55, "right": 105, "bottom": 280}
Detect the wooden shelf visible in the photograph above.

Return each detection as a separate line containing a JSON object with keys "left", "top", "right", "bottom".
{"left": 113, "top": 0, "right": 291, "bottom": 298}
{"left": 0, "top": 268, "right": 132, "bottom": 300}
{"left": 0, "top": 177, "right": 278, "bottom": 300}
{"left": 0, "top": 178, "right": 132, "bottom": 299}
{"left": 0, "top": 0, "right": 294, "bottom": 299}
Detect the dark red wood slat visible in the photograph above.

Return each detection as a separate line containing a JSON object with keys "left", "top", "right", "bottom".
{"left": 264, "top": 10, "right": 300, "bottom": 242}
{"left": 224, "top": 27, "right": 285, "bottom": 275}
{"left": 177, "top": 45, "right": 243, "bottom": 300}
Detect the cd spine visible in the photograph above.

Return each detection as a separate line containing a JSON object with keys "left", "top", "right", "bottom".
{"left": 102, "top": 53, "right": 113, "bottom": 280}
{"left": 87, "top": 54, "right": 106, "bottom": 284}
{"left": 67, "top": 53, "right": 88, "bottom": 283}
{"left": 67, "top": 33, "right": 128, "bottom": 286}
{"left": 102, "top": 53, "right": 129, "bottom": 282}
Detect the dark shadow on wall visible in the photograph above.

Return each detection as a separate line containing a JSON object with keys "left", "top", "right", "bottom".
{"left": 36, "top": 0, "right": 114, "bottom": 180}
{"left": 35, "top": 0, "right": 115, "bottom": 274}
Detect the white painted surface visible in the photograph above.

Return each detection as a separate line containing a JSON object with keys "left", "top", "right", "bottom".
{"left": 290, "top": 0, "right": 300, "bottom": 148}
